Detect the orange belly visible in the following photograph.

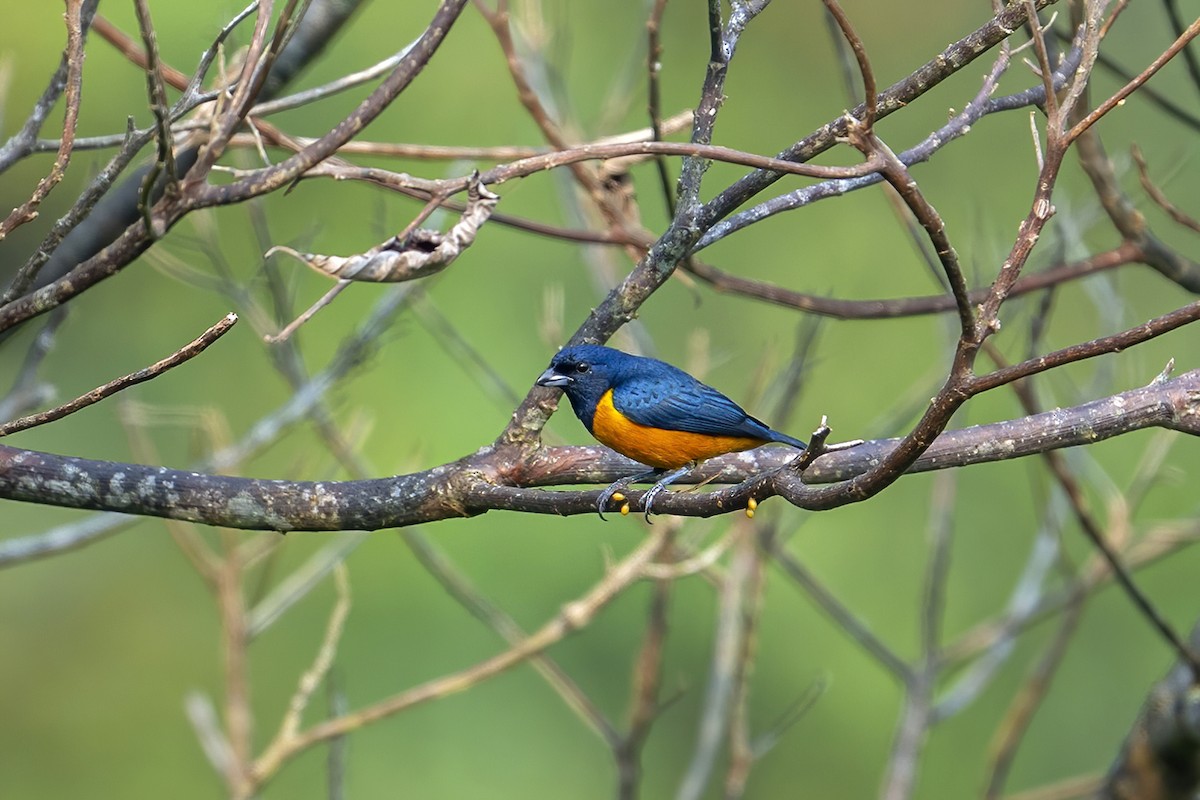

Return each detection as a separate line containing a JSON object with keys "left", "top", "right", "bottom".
{"left": 591, "top": 389, "right": 766, "bottom": 469}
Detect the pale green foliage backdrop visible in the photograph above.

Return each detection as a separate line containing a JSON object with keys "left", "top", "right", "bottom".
{"left": 1, "top": 1, "right": 1198, "bottom": 798}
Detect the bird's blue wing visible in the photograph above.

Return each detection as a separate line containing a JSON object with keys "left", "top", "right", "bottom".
{"left": 611, "top": 372, "right": 779, "bottom": 440}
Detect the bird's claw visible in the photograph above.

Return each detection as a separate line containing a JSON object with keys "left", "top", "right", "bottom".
{"left": 597, "top": 483, "right": 665, "bottom": 524}
{"left": 597, "top": 468, "right": 666, "bottom": 521}
{"left": 641, "top": 483, "right": 671, "bottom": 523}
{"left": 596, "top": 482, "right": 629, "bottom": 521}
{"left": 597, "top": 466, "right": 691, "bottom": 522}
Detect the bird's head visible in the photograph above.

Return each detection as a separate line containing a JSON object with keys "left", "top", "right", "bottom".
{"left": 535, "top": 345, "right": 625, "bottom": 425}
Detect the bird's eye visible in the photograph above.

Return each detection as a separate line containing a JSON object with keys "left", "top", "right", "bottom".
{"left": 575, "top": 362, "right": 590, "bottom": 374}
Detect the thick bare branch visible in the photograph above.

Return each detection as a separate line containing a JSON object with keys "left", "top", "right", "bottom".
{"left": 1, "top": 369, "right": 1196, "bottom": 530}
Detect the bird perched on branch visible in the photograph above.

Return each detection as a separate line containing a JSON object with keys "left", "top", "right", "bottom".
{"left": 535, "top": 344, "right": 806, "bottom": 520}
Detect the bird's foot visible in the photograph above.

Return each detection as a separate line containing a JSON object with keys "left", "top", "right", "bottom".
{"left": 639, "top": 464, "right": 696, "bottom": 523}
{"left": 596, "top": 481, "right": 630, "bottom": 521}
{"left": 641, "top": 483, "right": 671, "bottom": 523}
{"left": 597, "top": 469, "right": 662, "bottom": 521}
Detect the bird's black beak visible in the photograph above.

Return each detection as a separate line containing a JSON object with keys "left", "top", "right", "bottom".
{"left": 536, "top": 368, "right": 571, "bottom": 388}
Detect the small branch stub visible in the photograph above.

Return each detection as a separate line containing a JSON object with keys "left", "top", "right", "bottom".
{"left": 789, "top": 415, "right": 835, "bottom": 473}
{"left": 268, "top": 174, "right": 499, "bottom": 282}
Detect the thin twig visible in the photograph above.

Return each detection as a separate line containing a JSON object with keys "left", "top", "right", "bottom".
{"left": 880, "top": 472, "right": 956, "bottom": 800}
{"left": 403, "top": 530, "right": 621, "bottom": 747}
{"left": 821, "top": 0, "right": 877, "bottom": 127}
{"left": 185, "top": 691, "right": 236, "bottom": 780}
{"left": 0, "top": 308, "right": 67, "bottom": 423}
{"left": 118, "top": 399, "right": 223, "bottom": 587}
{"left": 274, "top": 564, "right": 352, "bottom": 750}
{"left": 693, "top": 42, "right": 1062, "bottom": 251}
{"left": 224, "top": 109, "right": 694, "bottom": 161}
{"left": 0, "top": 0, "right": 87, "bottom": 240}
{"left": 698, "top": 0, "right": 1059, "bottom": 235}
{"left": 1023, "top": 0, "right": 1058, "bottom": 122}
{"left": 616, "top": 529, "right": 675, "bottom": 799}
{"left": 92, "top": 14, "right": 191, "bottom": 90}
{"left": 982, "top": 342, "right": 1197, "bottom": 796}
{"left": 767, "top": 544, "right": 911, "bottom": 681}
{"left": 0, "top": 313, "right": 238, "bottom": 437}
{"left": 723, "top": 521, "right": 769, "bottom": 799}
{"left": 1005, "top": 773, "right": 1103, "bottom": 800}
{"left": 0, "top": 0, "right": 99, "bottom": 175}
{"left": 677, "top": 524, "right": 756, "bottom": 800}
{"left": 1046, "top": 450, "right": 1200, "bottom": 676}
{"left": 264, "top": 280, "right": 352, "bottom": 344}
{"left": 1053, "top": 25, "right": 1200, "bottom": 131}
{"left": 265, "top": 188, "right": 451, "bottom": 340}
{"left": 217, "top": 536, "right": 253, "bottom": 798}
{"left": 646, "top": 0, "right": 675, "bottom": 218}
{"left": 0, "top": 512, "right": 140, "bottom": 569}
{"left": 685, "top": 242, "right": 1134, "bottom": 320}
{"left": 1162, "top": 0, "right": 1200, "bottom": 102}
{"left": 249, "top": 46, "right": 412, "bottom": 116}
{"left": 1067, "top": 15, "right": 1200, "bottom": 143}
{"left": 132, "top": 0, "right": 181, "bottom": 239}
{"left": 0, "top": 0, "right": 257, "bottom": 304}
{"left": 1131, "top": 143, "right": 1200, "bottom": 234}
{"left": 251, "top": 530, "right": 671, "bottom": 786}
{"left": 984, "top": 581, "right": 1090, "bottom": 800}
{"left": 310, "top": 139, "right": 887, "bottom": 198}
{"left": 933, "top": 497, "right": 1063, "bottom": 720}
{"left": 852, "top": 129, "right": 974, "bottom": 338}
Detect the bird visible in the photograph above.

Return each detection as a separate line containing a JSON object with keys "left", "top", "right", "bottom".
{"left": 535, "top": 344, "right": 806, "bottom": 520}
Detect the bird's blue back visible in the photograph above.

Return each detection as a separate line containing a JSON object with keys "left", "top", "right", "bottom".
{"left": 553, "top": 346, "right": 805, "bottom": 448}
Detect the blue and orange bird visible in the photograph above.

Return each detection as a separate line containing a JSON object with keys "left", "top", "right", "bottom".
{"left": 536, "top": 345, "right": 806, "bottom": 520}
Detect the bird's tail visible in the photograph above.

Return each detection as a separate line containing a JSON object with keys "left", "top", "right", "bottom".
{"left": 768, "top": 430, "right": 807, "bottom": 450}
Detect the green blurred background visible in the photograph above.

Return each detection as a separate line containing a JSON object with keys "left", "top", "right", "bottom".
{"left": 2, "top": 1, "right": 1199, "bottom": 797}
